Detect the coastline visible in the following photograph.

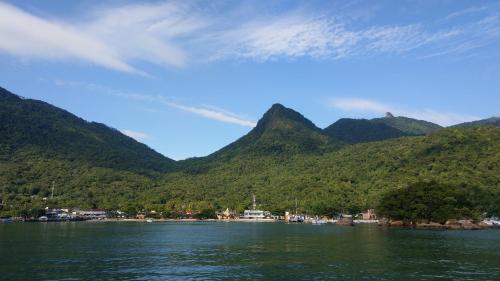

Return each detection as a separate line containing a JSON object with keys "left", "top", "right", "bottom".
{"left": 3, "top": 217, "right": 499, "bottom": 230}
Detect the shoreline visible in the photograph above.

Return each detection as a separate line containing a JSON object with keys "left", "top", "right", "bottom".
{"left": 3, "top": 218, "right": 499, "bottom": 230}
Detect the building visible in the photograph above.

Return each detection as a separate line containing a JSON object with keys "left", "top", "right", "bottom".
{"left": 76, "top": 210, "right": 107, "bottom": 219}
{"left": 361, "top": 209, "right": 377, "bottom": 220}
{"left": 217, "top": 208, "right": 237, "bottom": 220}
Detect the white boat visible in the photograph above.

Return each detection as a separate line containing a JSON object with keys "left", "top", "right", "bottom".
{"left": 146, "top": 219, "right": 153, "bottom": 223}
{"left": 38, "top": 216, "right": 48, "bottom": 222}
{"left": 240, "top": 194, "right": 275, "bottom": 222}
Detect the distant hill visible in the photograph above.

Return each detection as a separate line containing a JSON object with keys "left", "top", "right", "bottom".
{"left": 0, "top": 87, "right": 173, "bottom": 174}
{"left": 371, "top": 114, "right": 442, "bottom": 135}
{"left": 324, "top": 113, "right": 441, "bottom": 144}
{"left": 324, "top": 118, "right": 407, "bottom": 144}
{"left": 451, "top": 117, "right": 500, "bottom": 128}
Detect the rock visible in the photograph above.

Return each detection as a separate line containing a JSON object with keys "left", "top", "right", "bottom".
{"left": 478, "top": 221, "right": 492, "bottom": 229}
{"left": 336, "top": 217, "right": 354, "bottom": 226}
{"left": 416, "top": 222, "right": 443, "bottom": 229}
{"left": 389, "top": 220, "right": 404, "bottom": 227}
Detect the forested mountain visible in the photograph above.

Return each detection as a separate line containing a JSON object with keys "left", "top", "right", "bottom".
{"left": 1, "top": 87, "right": 499, "bottom": 217}
{"left": 324, "top": 113, "right": 441, "bottom": 144}
{"left": 451, "top": 117, "right": 500, "bottom": 128}
{"left": 0, "top": 87, "right": 173, "bottom": 174}
{"left": 324, "top": 118, "right": 407, "bottom": 144}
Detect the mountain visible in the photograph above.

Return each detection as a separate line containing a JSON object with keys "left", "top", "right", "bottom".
{"left": 324, "top": 118, "right": 407, "bottom": 144}
{"left": 451, "top": 117, "right": 500, "bottom": 128}
{"left": 324, "top": 113, "right": 442, "bottom": 144}
{"left": 1, "top": 87, "right": 499, "bottom": 218}
{"left": 212, "top": 103, "right": 341, "bottom": 157}
{"left": 0, "top": 87, "right": 173, "bottom": 174}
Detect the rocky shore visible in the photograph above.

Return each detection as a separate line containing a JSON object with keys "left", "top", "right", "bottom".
{"left": 378, "top": 219, "right": 498, "bottom": 230}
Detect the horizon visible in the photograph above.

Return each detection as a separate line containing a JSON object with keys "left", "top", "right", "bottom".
{"left": 1, "top": 0, "right": 499, "bottom": 159}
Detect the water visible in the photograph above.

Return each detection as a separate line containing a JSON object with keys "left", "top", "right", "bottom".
{"left": 0, "top": 222, "right": 499, "bottom": 280}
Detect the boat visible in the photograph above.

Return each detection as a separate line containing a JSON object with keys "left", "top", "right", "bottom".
{"left": 146, "top": 219, "right": 153, "bottom": 223}
{"left": 286, "top": 198, "right": 304, "bottom": 223}
{"left": 311, "top": 216, "right": 326, "bottom": 224}
{"left": 239, "top": 194, "right": 275, "bottom": 222}
{"left": 288, "top": 215, "right": 304, "bottom": 223}
{"left": 38, "top": 216, "right": 48, "bottom": 222}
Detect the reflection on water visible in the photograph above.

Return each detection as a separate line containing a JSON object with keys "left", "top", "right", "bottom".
{"left": 1, "top": 222, "right": 499, "bottom": 280}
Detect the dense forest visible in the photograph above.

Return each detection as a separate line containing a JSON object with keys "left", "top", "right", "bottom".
{"left": 1, "top": 87, "right": 499, "bottom": 218}
{"left": 377, "top": 181, "right": 499, "bottom": 223}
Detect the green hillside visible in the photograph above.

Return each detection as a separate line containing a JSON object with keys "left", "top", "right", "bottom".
{"left": 152, "top": 126, "right": 500, "bottom": 215}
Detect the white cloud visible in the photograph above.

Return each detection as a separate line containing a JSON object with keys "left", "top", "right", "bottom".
{"left": 0, "top": 2, "right": 141, "bottom": 74}
{"left": 329, "top": 97, "right": 480, "bottom": 126}
{"left": 330, "top": 98, "right": 391, "bottom": 113}
{"left": 1, "top": 2, "right": 499, "bottom": 73}
{"left": 120, "top": 129, "right": 148, "bottom": 141}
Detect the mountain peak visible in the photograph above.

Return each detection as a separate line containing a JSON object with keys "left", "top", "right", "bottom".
{"left": 213, "top": 103, "right": 337, "bottom": 156}
{"left": 257, "top": 103, "right": 318, "bottom": 132}
{"left": 385, "top": 112, "right": 394, "bottom": 118}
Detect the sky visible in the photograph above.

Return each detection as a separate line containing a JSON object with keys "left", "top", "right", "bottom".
{"left": 0, "top": 0, "right": 499, "bottom": 160}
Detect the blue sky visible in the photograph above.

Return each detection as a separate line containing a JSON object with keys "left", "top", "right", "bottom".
{"left": 0, "top": 0, "right": 499, "bottom": 159}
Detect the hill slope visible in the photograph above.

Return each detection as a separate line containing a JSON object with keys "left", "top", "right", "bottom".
{"left": 451, "top": 117, "right": 500, "bottom": 128}
{"left": 158, "top": 126, "right": 500, "bottom": 214}
{"left": 0, "top": 87, "right": 173, "bottom": 174}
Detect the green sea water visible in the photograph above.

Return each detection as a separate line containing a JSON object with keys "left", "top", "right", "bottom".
{"left": 0, "top": 222, "right": 499, "bottom": 280}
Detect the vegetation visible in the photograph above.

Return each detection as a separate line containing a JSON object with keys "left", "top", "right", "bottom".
{"left": 1, "top": 87, "right": 499, "bottom": 219}
{"left": 376, "top": 181, "right": 497, "bottom": 223}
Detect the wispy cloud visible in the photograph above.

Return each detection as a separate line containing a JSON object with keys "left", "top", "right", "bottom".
{"left": 1, "top": 1, "right": 499, "bottom": 74}
{"left": 330, "top": 98, "right": 391, "bottom": 113}
{"left": 164, "top": 102, "right": 256, "bottom": 127}
{"left": 120, "top": 129, "right": 148, "bottom": 141}
{"left": 53, "top": 79, "right": 256, "bottom": 127}
{"left": 329, "top": 97, "right": 480, "bottom": 126}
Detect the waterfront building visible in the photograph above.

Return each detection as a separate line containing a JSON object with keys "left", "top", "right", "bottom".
{"left": 240, "top": 195, "right": 274, "bottom": 221}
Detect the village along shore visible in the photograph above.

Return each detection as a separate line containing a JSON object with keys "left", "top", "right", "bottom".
{"left": 1, "top": 206, "right": 499, "bottom": 230}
